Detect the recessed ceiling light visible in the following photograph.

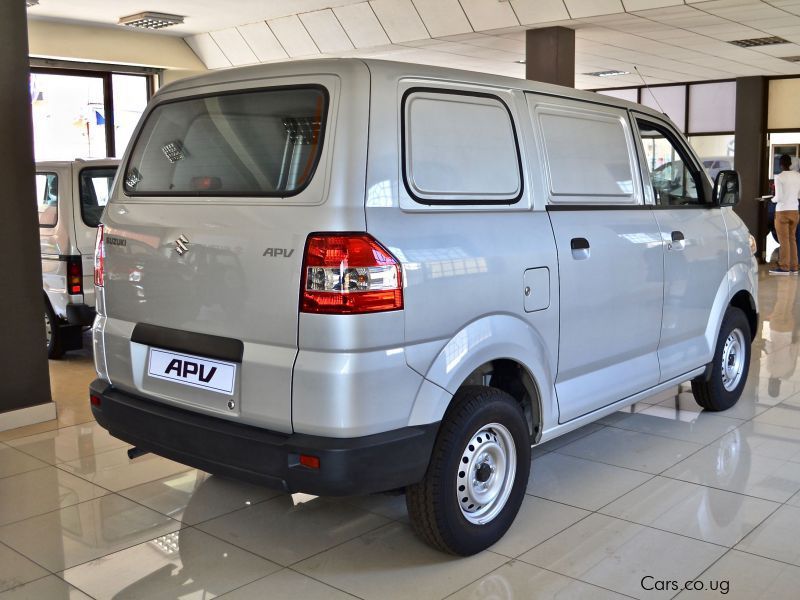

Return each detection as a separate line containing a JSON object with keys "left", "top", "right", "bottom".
{"left": 584, "top": 70, "right": 631, "bottom": 77}
{"left": 515, "top": 60, "right": 526, "bottom": 64}
{"left": 26, "top": 0, "right": 39, "bottom": 6}
{"left": 118, "top": 11, "right": 184, "bottom": 30}
{"left": 729, "top": 36, "right": 788, "bottom": 48}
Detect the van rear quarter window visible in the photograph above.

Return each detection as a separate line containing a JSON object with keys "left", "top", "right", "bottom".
{"left": 79, "top": 167, "right": 116, "bottom": 227}
{"left": 124, "top": 86, "right": 328, "bottom": 197}
{"left": 403, "top": 90, "right": 522, "bottom": 203}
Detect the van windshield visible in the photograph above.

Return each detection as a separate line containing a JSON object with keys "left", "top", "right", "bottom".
{"left": 124, "top": 86, "right": 327, "bottom": 197}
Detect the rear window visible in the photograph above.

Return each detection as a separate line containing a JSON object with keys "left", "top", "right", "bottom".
{"left": 124, "top": 86, "right": 327, "bottom": 197}
{"left": 79, "top": 166, "right": 117, "bottom": 227}
{"left": 36, "top": 172, "right": 58, "bottom": 227}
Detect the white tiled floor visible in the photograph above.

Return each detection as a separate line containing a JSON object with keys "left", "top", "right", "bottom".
{"left": 3, "top": 267, "right": 800, "bottom": 598}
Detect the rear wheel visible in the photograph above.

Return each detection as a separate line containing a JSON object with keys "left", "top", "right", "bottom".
{"left": 44, "top": 299, "right": 63, "bottom": 360}
{"left": 406, "top": 386, "right": 530, "bottom": 555}
{"left": 691, "top": 307, "right": 751, "bottom": 411}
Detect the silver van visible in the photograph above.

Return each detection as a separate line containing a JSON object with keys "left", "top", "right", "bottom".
{"left": 38, "top": 159, "right": 118, "bottom": 357}
{"left": 89, "top": 60, "right": 758, "bottom": 555}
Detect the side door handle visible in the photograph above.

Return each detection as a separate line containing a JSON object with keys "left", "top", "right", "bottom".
{"left": 570, "top": 237, "right": 590, "bottom": 250}
{"left": 570, "top": 237, "right": 590, "bottom": 260}
{"left": 669, "top": 230, "right": 685, "bottom": 251}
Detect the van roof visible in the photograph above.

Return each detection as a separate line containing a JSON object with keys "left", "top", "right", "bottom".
{"left": 36, "top": 158, "right": 120, "bottom": 169}
{"left": 158, "top": 57, "right": 667, "bottom": 122}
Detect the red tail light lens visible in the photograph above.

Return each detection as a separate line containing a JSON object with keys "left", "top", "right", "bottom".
{"left": 94, "top": 225, "right": 105, "bottom": 287}
{"left": 67, "top": 257, "right": 83, "bottom": 295}
{"left": 300, "top": 233, "right": 403, "bottom": 314}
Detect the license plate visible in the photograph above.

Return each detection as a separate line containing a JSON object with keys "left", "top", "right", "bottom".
{"left": 147, "top": 348, "right": 236, "bottom": 395}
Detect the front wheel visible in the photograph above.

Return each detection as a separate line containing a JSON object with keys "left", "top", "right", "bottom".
{"left": 406, "top": 386, "right": 530, "bottom": 555}
{"left": 691, "top": 307, "right": 751, "bottom": 411}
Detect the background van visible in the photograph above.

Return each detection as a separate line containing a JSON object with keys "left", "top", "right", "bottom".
{"left": 38, "top": 158, "right": 118, "bottom": 357}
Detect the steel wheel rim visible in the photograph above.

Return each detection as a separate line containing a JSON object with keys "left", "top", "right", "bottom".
{"left": 721, "top": 328, "right": 746, "bottom": 392}
{"left": 44, "top": 311, "right": 52, "bottom": 348}
{"left": 456, "top": 423, "right": 516, "bottom": 525}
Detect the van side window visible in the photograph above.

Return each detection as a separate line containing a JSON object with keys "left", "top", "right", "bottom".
{"left": 535, "top": 107, "right": 637, "bottom": 204}
{"left": 403, "top": 90, "right": 522, "bottom": 204}
{"left": 36, "top": 172, "right": 58, "bottom": 227}
{"left": 636, "top": 119, "right": 705, "bottom": 207}
{"left": 79, "top": 167, "right": 117, "bottom": 227}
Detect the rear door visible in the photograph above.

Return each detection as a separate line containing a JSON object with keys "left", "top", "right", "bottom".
{"left": 73, "top": 163, "right": 118, "bottom": 307}
{"left": 528, "top": 96, "right": 664, "bottom": 422}
{"left": 100, "top": 73, "right": 364, "bottom": 433}
{"left": 632, "top": 115, "right": 728, "bottom": 380}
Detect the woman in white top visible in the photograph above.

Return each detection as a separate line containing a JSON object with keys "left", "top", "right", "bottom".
{"left": 771, "top": 154, "right": 800, "bottom": 275}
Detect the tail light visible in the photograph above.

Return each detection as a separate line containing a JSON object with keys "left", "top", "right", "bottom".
{"left": 300, "top": 233, "right": 403, "bottom": 314}
{"left": 94, "top": 225, "right": 105, "bottom": 287}
{"left": 66, "top": 257, "right": 83, "bottom": 295}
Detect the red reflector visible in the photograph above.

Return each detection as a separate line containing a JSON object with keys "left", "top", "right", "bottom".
{"left": 299, "top": 454, "right": 320, "bottom": 469}
{"left": 300, "top": 233, "right": 403, "bottom": 315}
{"left": 70, "top": 285, "right": 82, "bottom": 294}
{"left": 94, "top": 225, "right": 105, "bottom": 287}
{"left": 90, "top": 395, "right": 101, "bottom": 407}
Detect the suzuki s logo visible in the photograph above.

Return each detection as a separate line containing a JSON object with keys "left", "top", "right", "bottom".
{"left": 263, "top": 247, "right": 294, "bottom": 258}
{"left": 175, "top": 234, "right": 190, "bottom": 256}
{"left": 164, "top": 359, "right": 217, "bottom": 383}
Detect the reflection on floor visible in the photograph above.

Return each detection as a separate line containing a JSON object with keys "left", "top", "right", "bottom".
{"left": 3, "top": 267, "right": 800, "bottom": 598}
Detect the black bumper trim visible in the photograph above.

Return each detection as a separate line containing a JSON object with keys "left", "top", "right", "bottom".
{"left": 66, "top": 304, "right": 95, "bottom": 326}
{"left": 89, "top": 379, "right": 439, "bottom": 496}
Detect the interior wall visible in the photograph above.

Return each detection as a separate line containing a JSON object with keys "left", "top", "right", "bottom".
{"left": 27, "top": 19, "right": 207, "bottom": 82}
{"left": 768, "top": 78, "right": 800, "bottom": 130}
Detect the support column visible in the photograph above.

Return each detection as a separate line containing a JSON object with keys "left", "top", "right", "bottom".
{"left": 0, "top": 0, "right": 54, "bottom": 428}
{"left": 734, "top": 76, "right": 768, "bottom": 260}
{"left": 525, "top": 27, "right": 575, "bottom": 87}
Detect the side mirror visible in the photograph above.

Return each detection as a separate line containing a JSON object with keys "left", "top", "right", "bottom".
{"left": 713, "top": 169, "right": 740, "bottom": 207}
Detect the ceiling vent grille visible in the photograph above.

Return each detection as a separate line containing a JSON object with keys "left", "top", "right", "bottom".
{"left": 584, "top": 70, "right": 631, "bottom": 77}
{"left": 118, "top": 11, "right": 184, "bottom": 30}
{"left": 781, "top": 55, "right": 800, "bottom": 62}
{"left": 729, "top": 36, "right": 789, "bottom": 48}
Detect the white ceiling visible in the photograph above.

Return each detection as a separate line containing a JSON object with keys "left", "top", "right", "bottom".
{"left": 26, "top": 0, "right": 800, "bottom": 88}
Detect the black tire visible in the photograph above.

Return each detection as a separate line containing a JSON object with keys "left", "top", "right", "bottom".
{"left": 44, "top": 298, "right": 63, "bottom": 360}
{"left": 405, "top": 385, "right": 530, "bottom": 555}
{"left": 691, "top": 307, "right": 751, "bottom": 411}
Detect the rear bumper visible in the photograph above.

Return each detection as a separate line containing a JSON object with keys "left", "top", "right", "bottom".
{"left": 66, "top": 303, "right": 95, "bottom": 326}
{"left": 89, "top": 379, "right": 439, "bottom": 496}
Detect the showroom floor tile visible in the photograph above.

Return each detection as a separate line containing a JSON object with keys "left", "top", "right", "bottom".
{"left": 3, "top": 267, "right": 800, "bottom": 598}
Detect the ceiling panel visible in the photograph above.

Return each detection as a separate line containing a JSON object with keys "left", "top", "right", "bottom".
{"left": 510, "top": 0, "right": 570, "bottom": 24}
{"left": 411, "top": 0, "right": 472, "bottom": 37}
{"left": 564, "top": 0, "right": 625, "bottom": 18}
{"left": 299, "top": 9, "right": 354, "bottom": 53}
{"left": 210, "top": 28, "right": 258, "bottom": 65}
{"left": 334, "top": 3, "right": 390, "bottom": 48}
{"left": 621, "top": 0, "right": 683, "bottom": 9}
{"left": 184, "top": 33, "right": 231, "bottom": 69}
{"left": 369, "top": 0, "right": 430, "bottom": 42}
{"left": 459, "top": 0, "right": 519, "bottom": 31}
{"left": 266, "top": 15, "right": 319, "bottom": 57}
{"left": 237, "top": 22, "right": 288, "bottom": 62}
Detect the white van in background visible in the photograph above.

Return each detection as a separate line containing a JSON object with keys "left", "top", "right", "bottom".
{"left": 38, "top": 159, "right": 118, "bottom": 357}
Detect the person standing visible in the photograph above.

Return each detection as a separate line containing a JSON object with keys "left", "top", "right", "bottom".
{"left": 771, "top": 154, "right": 800, "bottom": 275}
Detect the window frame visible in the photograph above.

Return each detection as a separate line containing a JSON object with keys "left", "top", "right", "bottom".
{"left": 632, "top": 113, "right": 713, "bottom": 209}
{"left": 400, "top": 87, "right": 524, "bottom": 206}
{"left": 35, "top": 171, "right": 59, "bottom": 229}
{"left": 122, "top": 84, "right": 330, "bottom": 199}
{"left": 78, "top": 166, "right": 117, "bottom": 228}
{"left": 533, "top": 101, "right": 643, "bottom": 207}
